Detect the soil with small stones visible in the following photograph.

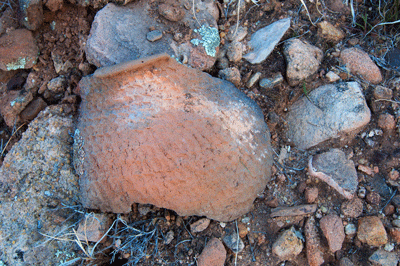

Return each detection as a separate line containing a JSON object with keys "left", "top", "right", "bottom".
{"left": 1, "top": 0, "right": 400, "bottom": 265}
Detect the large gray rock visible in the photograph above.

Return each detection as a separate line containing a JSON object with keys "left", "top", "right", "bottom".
{"left": 85, "top": 0, "right": 219, "bottom": 71}
{"left": 243, "top": 18, "right": 290, "bottom": 64}
{"left": 286, "top": 82, "right": 371, "bottom": 149}
{"left": 0, "top": 105, "right": 80, "bottom": 266}
{"left": 74, "top": 54, "right": 273, "bottom": 222}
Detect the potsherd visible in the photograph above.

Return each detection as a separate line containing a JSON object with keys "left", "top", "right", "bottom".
{"left": 74, "top": 54, "right": 273, "bottom": 222}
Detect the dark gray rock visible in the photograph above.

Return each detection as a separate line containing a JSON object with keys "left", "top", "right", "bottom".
{"left": 223, "top": 232, "right": 244, "bottom": 253}
{"left": 286, "top": 82, "right": 371, "bottom": 149}
{"left": 386, "top": 47, "right": 400, "bottom": 71}
{"left": 308, "top": 149, "right": 358, "bottom": 199}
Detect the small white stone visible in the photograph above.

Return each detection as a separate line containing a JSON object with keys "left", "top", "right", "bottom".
{"left": 345, "top": 223, "right": 357, "bottom": 235}
{"left": 358, "top": 186, "right": 366, "bottom": 198}
{"left": 384, "top": 242, "right": 395, "bottom": 252}
{"left": 326, "top": 71, "right": 340, "bottom": 82}
{"left": 241, "top": 217, "right": 251, "bottom": 224}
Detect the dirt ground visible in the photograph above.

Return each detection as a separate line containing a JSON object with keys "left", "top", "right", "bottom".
{"left": 1, "top": 0, "right": 400, "bottom": 265}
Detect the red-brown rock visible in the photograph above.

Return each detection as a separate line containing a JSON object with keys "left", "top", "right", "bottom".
{"left": 389, "top": 227, "right": 400, "bottom": 243}
{"left": 305, "top": 187, "right": 319, "bottom": 203}
{"left": 340, "top": 48, "right": 382, "bottom": 84}
{"left": 357, "top": 216, "right": 388, "bottom": 246}
{"left": 197, "top": 238, "right": 226, "bottom": 266}
{"left": 378, "top": 113, "right": 396, "bottom": 130}
{"left": 74, "top": 54, "right": 273, "bottom": 222}
{"left": 0, "top": 29, "right": 39, "bottom": 71}
{"left": 320, "top": 214, "right": 345, "bottom": 252}
{"left": 341, "top": 197, "right": 363, "bottom": 218}
{"left": 305, "top": 217, "right": 324, "bottom": 266}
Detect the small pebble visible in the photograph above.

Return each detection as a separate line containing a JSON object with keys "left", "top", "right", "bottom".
{"left": 389, "top": 169, "right": 399, "bottom": 181}
{"left": 384, "top": 242, "right": 395, "bottom": 252}
{"left": 373, "top": 85, "right": 393, "bottom": 100}
{"left": 305, "top": 187, "right": 318, "bottom": 203}
{"left": 226, "top": 42, "right": 243, "bottom": 63}
{"left": 345, "top": 223, "right": 356, "bottom": 235}
{"left": 216, "top": 57, "right": 229, "bottom": 69}
{"left": 366, "top": 191, "right": 381, "bottom": 205}
{"left": 147, "top": 30, "right": 163, "bottom": 42}
{"left": 384, "top": 204, "right": 395, "bottom": 216}
{"left": 326, "top": 71, "right": 340, "bottom": 82}
{"left": 246, "top": 72, "right": 261, "bottom": 88}
{"left": 218, "top": 67, "right": 241, "bottom": 87}
{"left": 378, "top": 113, "right": 396, "bottom": 130}
{"left": 392, "top": 219, "right": 400, "bottom": 228}
{"left": 190, "top": 218, "right": 210, "bottom": 233}
{"left": 164, "top": 230, "right": 174, "bottom": 244}
{"left": 241, "top": 217, "right": 250, "bottom": 224}
{"left": 358, "top": 186, "right": 366, "bottom": 198}
{"left": 348, "top": 38, "right": 359, "bottom": 46}
{"left": 223, "top": 232, "right": 244, "bottom": 253}
{"left": 259, "top": 73, "right": 283, "bottom": 89}
{"left": 358, "top": 165, "right": 373, "bottom": 176}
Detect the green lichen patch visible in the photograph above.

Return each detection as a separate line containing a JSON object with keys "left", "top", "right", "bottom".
{"left": 190, "top": 25, "right": 220, "bottom": 57}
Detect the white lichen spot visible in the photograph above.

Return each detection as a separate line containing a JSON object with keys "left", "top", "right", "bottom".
{"left": 6, "top": 57, "right": 27, "bottom": 71}
{"left": 73, "top": 129, "right": 85, "bottom": 176}
{"left": 190, "top": 25, "right": 220, "bottom": 57}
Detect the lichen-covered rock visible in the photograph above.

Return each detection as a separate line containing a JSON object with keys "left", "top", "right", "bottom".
{"left": 0, "top": 105, "right": 80, "bottom": 266}
{"left": 85, "top": 0, "right": 219, "bottom": 71}
{"left": 74, "top": 54, "right": 273, "bottom": 222}
{"left": 286, "top": 82, "right": 371, "bottom": 149}
{"left": 0, "top": 29, "right": 39, "bottom": 71}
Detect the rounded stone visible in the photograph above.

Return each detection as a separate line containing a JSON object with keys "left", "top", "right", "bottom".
{"left": 340, "top": 47, "right": 382, "bottom": 84}
{"left": 378, "top": 113, "right": 396, "bottom": 130}
{"left": 272, "top": 228, "right": 303, "bottom": 260}
{"left": 305, "top": 187, "right": 318, "bottom": 203}
{"left": 74, "top": 55, "right": 273, "bottom": 222}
